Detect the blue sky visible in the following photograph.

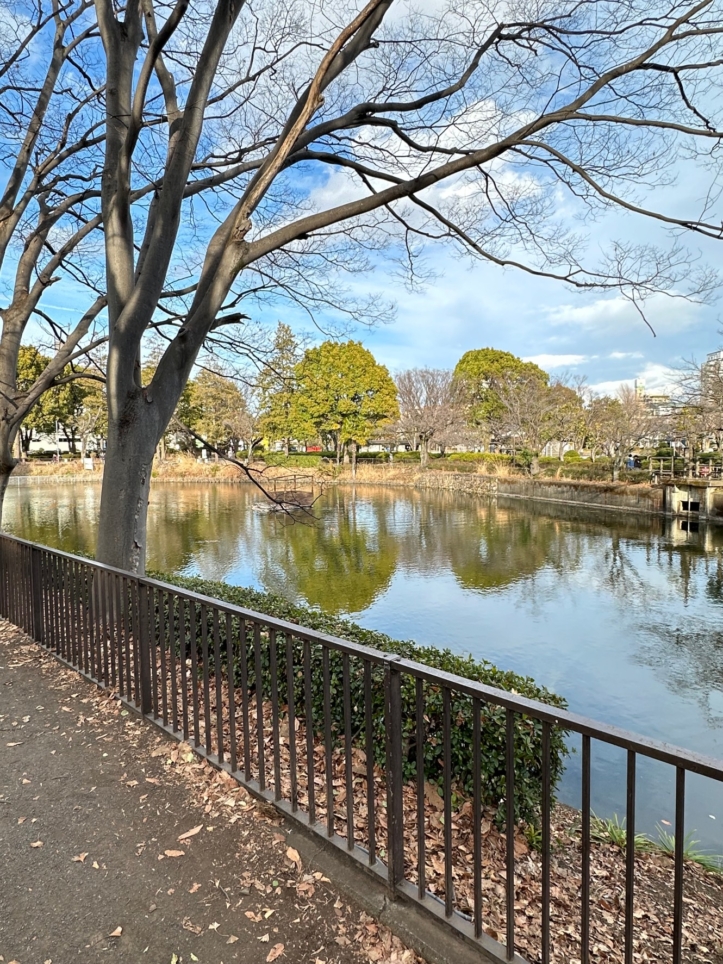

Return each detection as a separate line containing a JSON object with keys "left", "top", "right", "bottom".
{"left": 360, "top": 246, "right": 721, "bottom": 392}
{"left": 21, "top": 143, "right": 723, "bottom": 395}
{"left": 33, "top": 227, "right": 722, "bottom": 395}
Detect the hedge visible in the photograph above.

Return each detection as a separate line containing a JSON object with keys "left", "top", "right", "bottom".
{"left": 149, "top": 571, "right": 569, "bottom": 826}
{"left": 446, "top": 452, "right": 512, "bottom": 463}
{"left": 262, "top": 453, "right": 323, "bottom": 467}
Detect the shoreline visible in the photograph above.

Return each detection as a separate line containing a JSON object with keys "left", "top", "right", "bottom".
{"left": 12, "top": 461, "right": 722, "bottom": 526}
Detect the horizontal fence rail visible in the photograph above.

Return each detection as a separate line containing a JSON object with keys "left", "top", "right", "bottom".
{"left": 1, "top": 532, "right": 722, "bottom": 964}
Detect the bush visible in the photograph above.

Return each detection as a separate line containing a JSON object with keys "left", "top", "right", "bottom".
{"left": 446, "top": 451, "right": 512, "bottom": 463}
{"left": 262, "top": 453, "right": 323, "bottom": 467}
{"left": 563, "top": 450, "right": 581, "bottom": 461}
{"left": 149, "top": 571, "right": 569, "bottom": 826}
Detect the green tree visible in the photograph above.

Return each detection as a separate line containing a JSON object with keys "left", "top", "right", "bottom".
{"left": 17, "top": 347, "right": 52, "bottom": 453}
{"left": 294, "top": 341, "right": 399, "bottom": 473}
{"left": 453, "top": 348, "right": 548, "bottom": 434}
{"left": 258, "top": 323, "right": 305, "bottom": 455}
{"left": 17, "top": 347, "right": 92, "bottom": 455}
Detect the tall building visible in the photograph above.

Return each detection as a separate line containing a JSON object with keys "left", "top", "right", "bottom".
{"left": 634, "top": 379, "right": 673, "bottom": 417}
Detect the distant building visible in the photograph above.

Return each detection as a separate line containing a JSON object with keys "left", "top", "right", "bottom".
{"left": 634, "top": 379, "right": 673, "bottom": 417}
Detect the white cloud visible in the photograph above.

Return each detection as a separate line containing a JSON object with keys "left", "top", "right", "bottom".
{"left": 523, "top": 353, "right": 588, "bottom": 368}
{"left": 590, "top": 362, "right": 678, "bottom": 396}
{"left": 546, "top": 293, "right": 702, "bottom": 336}
{"left": 609, "top": 351, "right": 644, "bottom": 360}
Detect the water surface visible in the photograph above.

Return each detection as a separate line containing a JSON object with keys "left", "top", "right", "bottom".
{"left": 5, "top": 480, "right": 723, "bottom": 850}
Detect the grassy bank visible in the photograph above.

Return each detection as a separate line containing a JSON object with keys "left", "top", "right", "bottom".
{"left": 13, "top": 451, "right": 654, "bottom": 486}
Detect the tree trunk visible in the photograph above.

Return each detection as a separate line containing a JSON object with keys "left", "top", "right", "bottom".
{"left": 0, "top": 425, "right": 18, "bottom": 525}
{"left": 96, "top": 401, "right": 158, "bottom": 573}
{"left": 420, "top": 437, "right": 429, "bottom": 469}
{"left": 350, "top": 440, "right": 357, "bottom": 479}
{"left": 247, "top": 439, "right": 254, "bottom": 463}
{"left": 284, "top": 438, "right": 289, "bottom": 457}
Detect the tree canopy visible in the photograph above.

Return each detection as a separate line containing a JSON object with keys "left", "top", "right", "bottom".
{"left": 454, "top": 349, "right": 549, "bottom": 428}
{"left": 294, "top": 341, "right": 399, "bottom": 458}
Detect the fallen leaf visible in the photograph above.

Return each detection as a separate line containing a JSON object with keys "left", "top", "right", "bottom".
{"left": 208, "top": 921, "right": 220, "bottom": 931}
{"left": 92, "top": 861, "right": 100, "bottom": 870}
{"left": 245, "top": 911, "right": 262, "bottom": 923}
{"left": 189, "top": 882, "right": 201, "bottom": 894}
{"left": 227, "top": 935, "right": 239, "bottom": 944}
{"left": 17, "top": 817, "right": 26, "bottom": 824}
{"left": 30, "top": 840, "right": 43, "bottom": 848}
{"left": 109, "top": 926, "right": 122, "bottom": 938}
{"left": 267, "top": 943, "right": 285, "bottom": 962}
{"left": 177, "top": 824, "right": 203, "bottom": 842}
{"left": 259, "top": 933, "right": 270, "bottom": 942}
{"left": 72, "top": 852, "right": 89, "bottom": 863}
{"left": 164, "top": 849, "right": 185, "bottom": 858}
{"left": 190, "top": 956, "right": 199, "bottom": 962}
{"left": 145, "top": 777, "right": 160, "bottom": 785}
{"left": 424, "top": 781, "right": 445, "bottom": 811}
{"left": 286, "top": 846, "right": 301, "bottom": 870}
{"left": 182, "top": 918, "right": 202, "bottom": 935}
{"left": 6, "top": 741, "right": 23, "bottom": 747}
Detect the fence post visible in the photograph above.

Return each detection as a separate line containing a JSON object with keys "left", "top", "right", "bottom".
{"left": 385, "top": 658, "right": 405, "bottom": 895}
{"left": 30, "top": 546, "right": 44, "bottom": 644}
{"left": 138, "top": 582, "right": 153, "bottom": 714}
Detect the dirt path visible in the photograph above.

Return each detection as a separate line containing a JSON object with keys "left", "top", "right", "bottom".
{"left": 0, "top": 621, "right": 415, "bottom": 964}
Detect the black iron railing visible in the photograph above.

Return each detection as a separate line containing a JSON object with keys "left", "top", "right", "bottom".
{"left": 1, "top": 531, "right": 722, "bottom": 964}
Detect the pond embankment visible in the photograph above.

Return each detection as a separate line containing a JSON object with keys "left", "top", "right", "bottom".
{"left": 342, "top": 466, "right": 667, "bottom": 518}
{"left": 12, "top": 458, "right": 667, "bottom": 517}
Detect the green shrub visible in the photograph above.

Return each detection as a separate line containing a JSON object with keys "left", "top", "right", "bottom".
{"left": 446, "top": 452, "right": 512, "bottom": 463}
{"left": 149, "top": 571, "right": 569, "bottom": 826}
{"left": 262, "top": 453, "right": 323, "bottom": 467}
{"left": 390, "top": 451, "right": 421, "bottom": 462}
{"left": 563, "top": 450, "right": 581, "bottom": 462}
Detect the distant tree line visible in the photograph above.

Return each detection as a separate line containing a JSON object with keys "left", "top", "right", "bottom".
{"left": 19, "top": 328, "right": 721, "bottom": 482}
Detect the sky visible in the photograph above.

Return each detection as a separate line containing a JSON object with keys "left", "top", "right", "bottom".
{"left": 360, "top": 247, "right": 722, "bottom": 394}
{"left": 34, "top": 208, "right": 723, "bottom": 397}
{"left": 302, "top": 157, "right": 723, "bottom": 394}
{"left": 11, "top": 0, "right": 723, "bottom": 398}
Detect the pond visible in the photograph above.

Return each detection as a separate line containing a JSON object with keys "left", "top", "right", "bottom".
{"left": 5, "top": 479, "right": 723, "bottom": 852}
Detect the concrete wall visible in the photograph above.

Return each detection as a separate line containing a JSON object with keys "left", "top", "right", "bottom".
{"left": 414, "top": 472, "right": 498, "bottom": 496}
{"left": 411, "top": 472, "right": 666, "bottom": 516}
{"left": 497, "top": 478, "right": 664, "bottom": 515}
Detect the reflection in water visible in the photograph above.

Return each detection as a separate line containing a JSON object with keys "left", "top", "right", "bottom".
{"left": 5, "top": 481, "right": 723, "bottom": 849}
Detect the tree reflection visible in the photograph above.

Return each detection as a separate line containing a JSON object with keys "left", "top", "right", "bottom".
{"left": 255, "top": 488, "right": 398, "bottom": 613}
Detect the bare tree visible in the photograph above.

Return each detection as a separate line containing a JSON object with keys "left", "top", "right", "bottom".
{"left": 29, "top": 0, "right": 723, "bottom": 571}
{"left": 547, "top": 378, "right": 586, "bottom": 458}
{"left": 395, "top": 369, "right": 466, "bottom": 467}
{"left": 493, "top": 374, "right": 557, "bottom": 469}
{"left": 599, "top": 386, "right": 658, "bottom": 480}
{"left": 0, "top": 1, "right": 110, "bottom": 507}
{"left": 676, "top": 351, "right": 723, "bottom": 452}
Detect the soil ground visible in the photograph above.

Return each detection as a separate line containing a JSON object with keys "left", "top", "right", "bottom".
{"left": 0, "top": 621, "right": 415, "bottom": 964}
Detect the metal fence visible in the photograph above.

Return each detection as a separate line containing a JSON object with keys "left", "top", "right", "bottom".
{"left": 1, "top": 531, "right": 722, "bottom": 964}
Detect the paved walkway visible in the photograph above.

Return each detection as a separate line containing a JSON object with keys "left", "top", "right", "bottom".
{"left": 0, "top": 621, "right": 414, "bottom": 964}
